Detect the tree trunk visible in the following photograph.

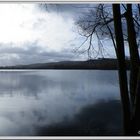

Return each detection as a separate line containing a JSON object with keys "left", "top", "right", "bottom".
{"left": 126, "top": 4, "right": 140, "bottom": 104}
{"left": 112, "top": 4, "right": 131, "bottom": 135}
{"left": 132, "top": 67, "right": 140, "bottom": 135}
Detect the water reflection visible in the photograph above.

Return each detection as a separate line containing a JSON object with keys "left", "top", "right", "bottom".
{"left": 37, "top": 100, "right": 123, "bottom": 136}
{"left": 0, "top": 70, "right": 121, "bottom": 136}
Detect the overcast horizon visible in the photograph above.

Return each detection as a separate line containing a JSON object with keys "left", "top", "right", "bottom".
{"left": 0, "top": 4, "right": 117, "bottom": 66}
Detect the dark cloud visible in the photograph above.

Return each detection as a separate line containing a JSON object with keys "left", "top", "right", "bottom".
{"left": 0, "top": 42, "right": 81, "bottom": 66}
{"left": 38, "top": 4, "right": 98, "bottom": 19}
{"left": 0, "top": 4, "right": 118, "bottom": 66}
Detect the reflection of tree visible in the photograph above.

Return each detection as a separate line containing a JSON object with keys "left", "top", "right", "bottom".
{"left": 37, "top": 100, "right": 122, "bottom": 136}
{"left": 76, "top": 4, "right": 140, "bottom": 135}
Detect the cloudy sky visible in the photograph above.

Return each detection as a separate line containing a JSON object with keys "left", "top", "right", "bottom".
{"left": 0, "top": 4, "right": 116, "bottom": 66}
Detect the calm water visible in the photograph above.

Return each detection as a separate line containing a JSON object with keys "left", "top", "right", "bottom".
{"left": 0, "top": 70, "right": 123, "bottom": 136}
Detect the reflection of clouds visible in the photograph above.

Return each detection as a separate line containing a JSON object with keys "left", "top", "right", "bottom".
{"left": 0, "top": 116, "right": 19, "bottom": 135}
{"left": 0, "top": 70, "right": 120, "bottom": 135}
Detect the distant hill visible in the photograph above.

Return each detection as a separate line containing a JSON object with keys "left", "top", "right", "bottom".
{"left": 0, "top": 58, "right": 130, "bottom": 70}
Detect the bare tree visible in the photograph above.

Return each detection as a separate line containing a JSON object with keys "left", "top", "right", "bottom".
{"left": 112, "top": 4, "right": 131, "bottom": 135}
{"left": 76, "top": 4, "right": 122, "bottom": 58}
{"left": 76, "top": 3, "right": 140, "bottom": 135}
{"left": 76, "top": 4, "right": 140, "bottom": 59}
{"left": 39, "top": 3, "right": 140, "bottom": 135}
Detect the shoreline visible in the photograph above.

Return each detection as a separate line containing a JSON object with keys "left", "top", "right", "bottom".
{"left": 0, "top": 59, "right": 130, "bottom": 70}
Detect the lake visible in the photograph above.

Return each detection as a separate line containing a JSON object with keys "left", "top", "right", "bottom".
{"left": 0, "top": 70, "right": 123, "bottom": 136}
